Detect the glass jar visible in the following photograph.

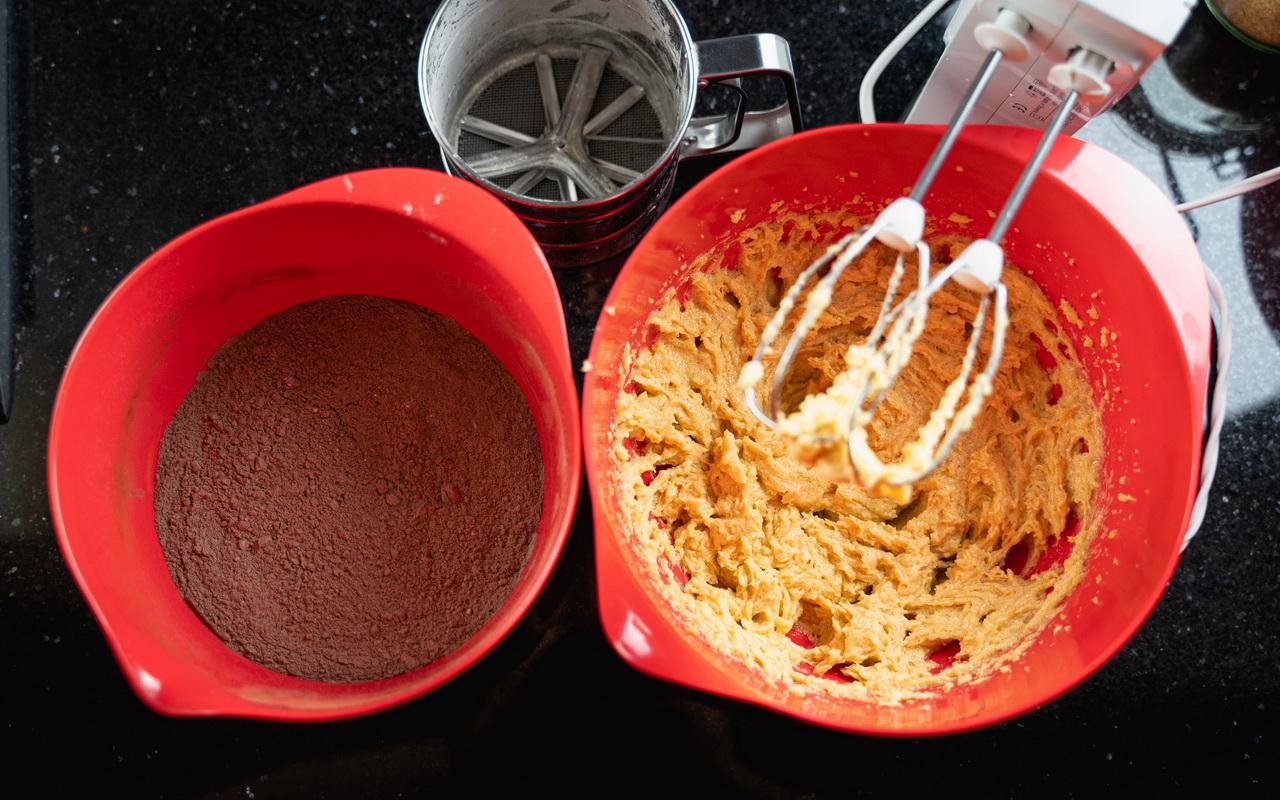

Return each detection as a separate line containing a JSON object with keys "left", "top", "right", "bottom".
{"left": 1206, "top": 0, "right": 1280, "bottom": 55}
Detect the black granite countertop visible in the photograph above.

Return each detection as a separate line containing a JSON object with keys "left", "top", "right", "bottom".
{"left": 2, "top": 1, "right": 1277, "bottom": 795}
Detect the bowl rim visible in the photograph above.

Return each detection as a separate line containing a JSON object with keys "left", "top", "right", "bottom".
{"left": 47, "top": 167, "right": 583, "bottom": 721}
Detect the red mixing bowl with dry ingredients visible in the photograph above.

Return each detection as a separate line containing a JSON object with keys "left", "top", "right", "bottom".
{"left": 583, "top": 124, "right": 1211, "bottom": 735}
{"left": 48, "top": 168, "right": 581, "bottom": 720}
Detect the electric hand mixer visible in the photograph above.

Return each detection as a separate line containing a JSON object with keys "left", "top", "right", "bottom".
{"left": 738, "top": 7, "right": 1114, "bottom": 495}
{"left": 737, "top": 0, "right": 1274, "bottom": 509}
{"left": 737, "top": 0, "right": 1280, "bottom": 512}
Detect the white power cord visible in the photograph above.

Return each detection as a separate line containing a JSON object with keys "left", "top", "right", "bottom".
{"left": 858, "top": 0, "right": 954, "bottom": 123}
{"left": 1174, "top": 165, "right": 1280, "bottom": 212}
{"left": 1184, "top": 266, "right": 1231, "bottom": 549}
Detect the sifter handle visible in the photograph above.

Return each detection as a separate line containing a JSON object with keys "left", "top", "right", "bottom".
{"left": 681, "top": 34, "right": 802, "bottom": 158}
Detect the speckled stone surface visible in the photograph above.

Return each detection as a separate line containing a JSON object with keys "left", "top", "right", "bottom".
{"left": 2, "top": 1, "right": 1276, "bottom": 795}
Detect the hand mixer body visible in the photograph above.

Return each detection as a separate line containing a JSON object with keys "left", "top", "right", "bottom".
{"left": 907, "top": 0, "right": 1195, "bottom": 133}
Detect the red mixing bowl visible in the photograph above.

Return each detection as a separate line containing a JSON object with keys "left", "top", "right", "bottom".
{"left": 48, "top": 168, "right": 581, "bottom": 720}
{"left": 583, "top": 124, "right": 1211, "bottom": 735}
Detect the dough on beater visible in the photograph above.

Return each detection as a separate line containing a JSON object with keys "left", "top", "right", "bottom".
{"left": 612, "top": 212, "right": 1101, "bottom": 702}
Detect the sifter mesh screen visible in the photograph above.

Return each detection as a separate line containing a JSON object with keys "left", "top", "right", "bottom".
{"left": 455, "top": 49, "right": 667, "bottom": 202}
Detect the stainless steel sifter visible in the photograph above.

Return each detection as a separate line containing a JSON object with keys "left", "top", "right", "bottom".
{"left": 418, "top": 0, "right": 801, "bottom": 266}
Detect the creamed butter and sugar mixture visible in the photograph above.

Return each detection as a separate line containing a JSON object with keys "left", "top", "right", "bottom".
{"left": 612, "top": 212, "right": 1101, "bottom": 701}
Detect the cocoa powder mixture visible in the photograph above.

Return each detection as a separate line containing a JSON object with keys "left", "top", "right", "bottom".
{"left": 154, "top": 295, "right": 543, "bottom": 682}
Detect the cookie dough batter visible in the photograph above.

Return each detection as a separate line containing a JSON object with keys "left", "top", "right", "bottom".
{"left": 613, "top": 213, "right": 1101, "bottom": 701}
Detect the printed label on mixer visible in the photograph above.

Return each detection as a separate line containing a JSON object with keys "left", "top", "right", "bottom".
{"left": 998, "top": 76, "right": 1090, "bottom": 127}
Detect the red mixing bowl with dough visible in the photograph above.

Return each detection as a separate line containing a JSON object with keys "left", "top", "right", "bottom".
{"left": 48, "top": 168, "right": 581, "bottom": 720}
{"left": 582, "top": 124, "right": 1211, "bottom": 735}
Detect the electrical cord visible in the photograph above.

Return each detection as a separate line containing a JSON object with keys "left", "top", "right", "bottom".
{"left": 1184, "top": 266, "right": 1231, "bottom": 549}
{"left": 858, "top": 0, "right": 954, "bottom": 123}
{"left": 1174, "top": 164, "right": 1280, "bottom": 212}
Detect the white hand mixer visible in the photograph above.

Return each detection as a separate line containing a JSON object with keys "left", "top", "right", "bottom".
{"left": 738, "top": 0, "right": 1276, "bottom": 506}
{"left": 739, "top": 10, "right": 1113, "bottom": 495}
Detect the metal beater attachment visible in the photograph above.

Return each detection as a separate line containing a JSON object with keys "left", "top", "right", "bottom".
{"left": 741, "top": 20, "right": 1113, "bottom": 493}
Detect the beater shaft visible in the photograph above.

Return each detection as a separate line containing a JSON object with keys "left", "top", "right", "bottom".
{"left": 988, "top": 90, "right": 1080, "bottom": 243}
{"left": 910, "top": 47, "right": 1003, "bottom": 202}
